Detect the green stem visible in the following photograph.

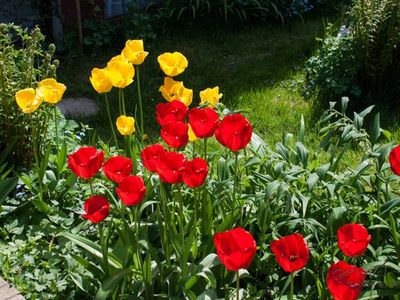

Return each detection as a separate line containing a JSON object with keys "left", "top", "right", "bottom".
{"left": 233, "top": 152, "right": 241, "bottom": 223}
{"left": 99, "top": 223, "right": 110, "bottom": 277}
{"left": 204, "top": 138, "right": 207, "bottom": 160}
{"left": 133, "top": 206, "right": 142, "bottom": 270}
{"left": 121, "top": 89, "right": 126, "bottom": 115}
{"left": 89, "top": 179, "right": 94, "bottom": 195}
{"left": 236, "top": 271, "right": 240, "bottom": 300}
{"left": 192, "top": 140, "right": 196, "bottom": 159}
{"left": 177, "top": 184, "right": 186, "bottom": 279}
{"left": 290, "top": 273, "right": 294, "bottom": 300}
{"left": 104, "top": 94, "right": 118, "bottom": 148}
{"left": 31, "top": 114, "right": 43, "bottom": 201}
{"left": 135, "top": 65, "right": 144, "bottom": 137}
{"left": 53, "top": 105, "right": 59, "bottom": 153}
{"left": 376, "top": 175, "right": 381, "bottom": 244}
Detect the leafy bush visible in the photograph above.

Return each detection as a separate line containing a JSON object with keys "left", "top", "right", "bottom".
{"left": 0, "top": 24, "right": 58, "bottom": 165}
{"left": 161, "top": 0, "right": 320, "bottom": 23}
{"left": 304, "top": 24, "right": 362, "bottom": 101}
{"left": 305, "top": 0, "right": 400, "bottom": 108}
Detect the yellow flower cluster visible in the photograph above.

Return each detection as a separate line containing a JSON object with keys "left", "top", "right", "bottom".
{"left": 15, "top": 78, "right": 66, "bottom": 113}
{"left": 89, "top": 39, "right": 151, "bottom": 135}
{"left": 157, "top": 52, "right": 222, "bottom": 108}
{"left": 89, "top": 39, "right": 148, "bottom": 94}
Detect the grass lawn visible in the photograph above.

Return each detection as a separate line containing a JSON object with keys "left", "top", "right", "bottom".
{"left": 58, "top": 16, "right": 325, "bottom": 145}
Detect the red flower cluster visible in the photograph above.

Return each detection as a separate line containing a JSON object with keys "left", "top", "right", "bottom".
{"left": 68, "top": 146, "right": 104, "bottom": 179}
{"left": 188, "top": 108, "right": 219, "bottom": 138}
{"left": 389, "top": 145, "right": 400, "bottom": 175}
{"left": 270, "top": 233, "right": 309, "bottom": 273}
{"left": 337, "top": 224, "right": 371, "bottom": 257}
{"left": 103, "top": 156, "right": 132, "bottom": 183}
{"left": 141, "top": 144, "right": 208, "bottom": 187}
{"left": 155, "top": 100, "right": 252, "bottom": 152}
{"left": 213, "top": 227, "right": 257, "bottom": 271}
{"left": 82, "top": 195, "right": 110, "bottom": 223}
{"left": 156, "top": 100, "right": 188, "bottom": 127}
{"left": 215, "top": 114, "right": 252, "bottom": 152}
{"left": 324, "top": 223, "right": 370, "bottom": 299}
{"left": 116, "top": 175, "right": 147, "bottom": 206}
{"left": 327, "top": 261, "right": 366, "bottom": 300}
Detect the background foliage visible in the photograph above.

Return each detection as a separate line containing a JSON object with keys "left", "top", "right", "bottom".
{"left": 304, "top": 0, "right": 400, "bottom": 109}
{"left": 0, "top": 24, "right": 58, "bottom": 165}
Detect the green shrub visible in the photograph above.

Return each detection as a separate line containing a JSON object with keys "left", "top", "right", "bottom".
{"left": 0, "top": 24, "right": 58, "bottom": 165}
{"left": 304, "top": 24, "right": 362, "bottom": 101}
{"left": 305, "top": 0, "right": 400, "bottom": 108}
{"left": 161, "top": 0, "right": 318, "bottom": 23}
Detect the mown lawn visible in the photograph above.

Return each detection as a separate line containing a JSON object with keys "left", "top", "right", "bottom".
{"left": 58, "top": 16, "right": 324, "bottom": 144}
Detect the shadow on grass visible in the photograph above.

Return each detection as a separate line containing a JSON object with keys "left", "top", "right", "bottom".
{"left": 57, "top": 16, "right": 325, "bottom": 144}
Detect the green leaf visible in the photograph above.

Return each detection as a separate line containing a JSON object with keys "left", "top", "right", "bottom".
{"left": 341, "top": 97, "right": 349, "bottom": 114}
{"left": 57, "top": 142, "right": 67, "bottom": 173}
{"left": 371, "top": 113, "right": 380, "bottom": 143}
{"left": 199, "top": 254, "right": 220, "bottom": 269}
{"left": 299, "top": 115, "right": 305, "bottom": 143}
{"left": 58, "top": 231, "right": 123, "bottom": 269}
{"left": 95, "top": 268, "right": 133, "bottom": 300}
{"left": 0, "top": 177, "right": 18, "bottom": 204}
{"left": 381, "top": 198, "right": 400, "bottom": 215}
{"left": 363, "top": 261, "right": 400, "bottom": 273}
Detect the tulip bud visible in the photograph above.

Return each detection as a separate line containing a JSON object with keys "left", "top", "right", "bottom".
{"left": 48, "top": 44, "right": 56, "bottom": 55}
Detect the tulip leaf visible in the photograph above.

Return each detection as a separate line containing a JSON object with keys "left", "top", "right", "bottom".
{"left": 299, "top": 115, "right": 305, "bottom": 143}
{"left": 58, "top": 231, "right": 123, "bottom": 269}
{"left": 0, "top": 177, "right": 18, "bottom": 204}
{"left": 95, "top": 268, "right": 133, "bottom": 300}
{"left": 381, "top": 197, "right": 400, "bottom": 215}
{"left": 199, "top": 253, "right": 220, "bottom": 269}
{"left": 363, "top": 260, "right": 400, "bottom": 273}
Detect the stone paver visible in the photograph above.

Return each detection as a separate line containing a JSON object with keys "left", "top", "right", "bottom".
{"left": 0, "top": 276, "right": 25, "bottom": 300}
{"left": 57, "top": 97, "right": 98, "bottom": 118}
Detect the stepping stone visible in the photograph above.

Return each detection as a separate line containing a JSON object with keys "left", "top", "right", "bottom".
{"left": 57, "top": 97, "right": 98, "bottom": 118}
{"left": 0, "top": 276, "right": 25, "bottom": 299}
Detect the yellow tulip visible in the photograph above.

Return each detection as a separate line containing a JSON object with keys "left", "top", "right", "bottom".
{"left": 157, "top": 52, "right": 188, "bottom": 77}
{"left": 158, "top": 77, "right": 192, "bottom": 106}
{"left": 38, "top": 78, "right": 66, "bottom": 104}
{"left": 121, "top": 39, "right": 148, "bottom": 65}
{"left": 177, "top": 86, "right": 193, "bottom": 107}
{"left": 200, "top": 86, "right": 223, "bottom": 107}
{"left": 90, "top": 68, "right": 112, "bottom": 94}
{"left": 15, "top": 88, "right": 43, "bottom": 113}
{"left": 159, "top": 77, "right": 184, "bottom": 102}
{"left": 107, "top": 55, "right": 135, "bottom": 88}
{"left": 188, "top": 124, "right": 197, "bottom": 142}
{"left": 116, "top": 115, "right": 135, "bottom": 135}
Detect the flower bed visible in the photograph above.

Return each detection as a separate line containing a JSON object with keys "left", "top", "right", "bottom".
{"left": 0, "top": 38, "right": 400, "bottom": 299}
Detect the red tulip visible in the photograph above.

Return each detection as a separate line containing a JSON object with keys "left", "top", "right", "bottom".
{"left": 215, "top": 114, "right": 252, "bottom": 152}
{"left": 141, "top": 144, "right": 166, "bottom": 173}
{"left": 156, "top": 100, "right": 188, "bottom": 127}
{"left": 389, "top": 145, "right": 400, "bottom": 175}
{"left": 188, "top": 107, "right": 219, "bottom": 138}
{"left": 82, "top": 195, "right": 110, "bottom": 223}
{"left": 213, "top": 228, "right": 257, "bottom": 271}
{"left": 270, "top": 233, "right": 309, "bottom": 273}
{"left": 103, "top": 156, "right": 132, "bottom": 183}
{"left": 182, "top": 157, "right": 208, "bottom": 188}
{"left": 160, "top": 121, "right": 189, "bottom": 149}
{"left": 327, "top": 261, "right": 366, "bottom": 300}
{"left": 337, "top": 224, "right": 371, "bottom": 257}
{"left": 156, "top": 151, "right": 186, "bottom": 184}
{"left": 116, "top": 175, "right": 146, "bottom": 206}
{"left": 68, "top": 146, "right": 104, "bottom": 179}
